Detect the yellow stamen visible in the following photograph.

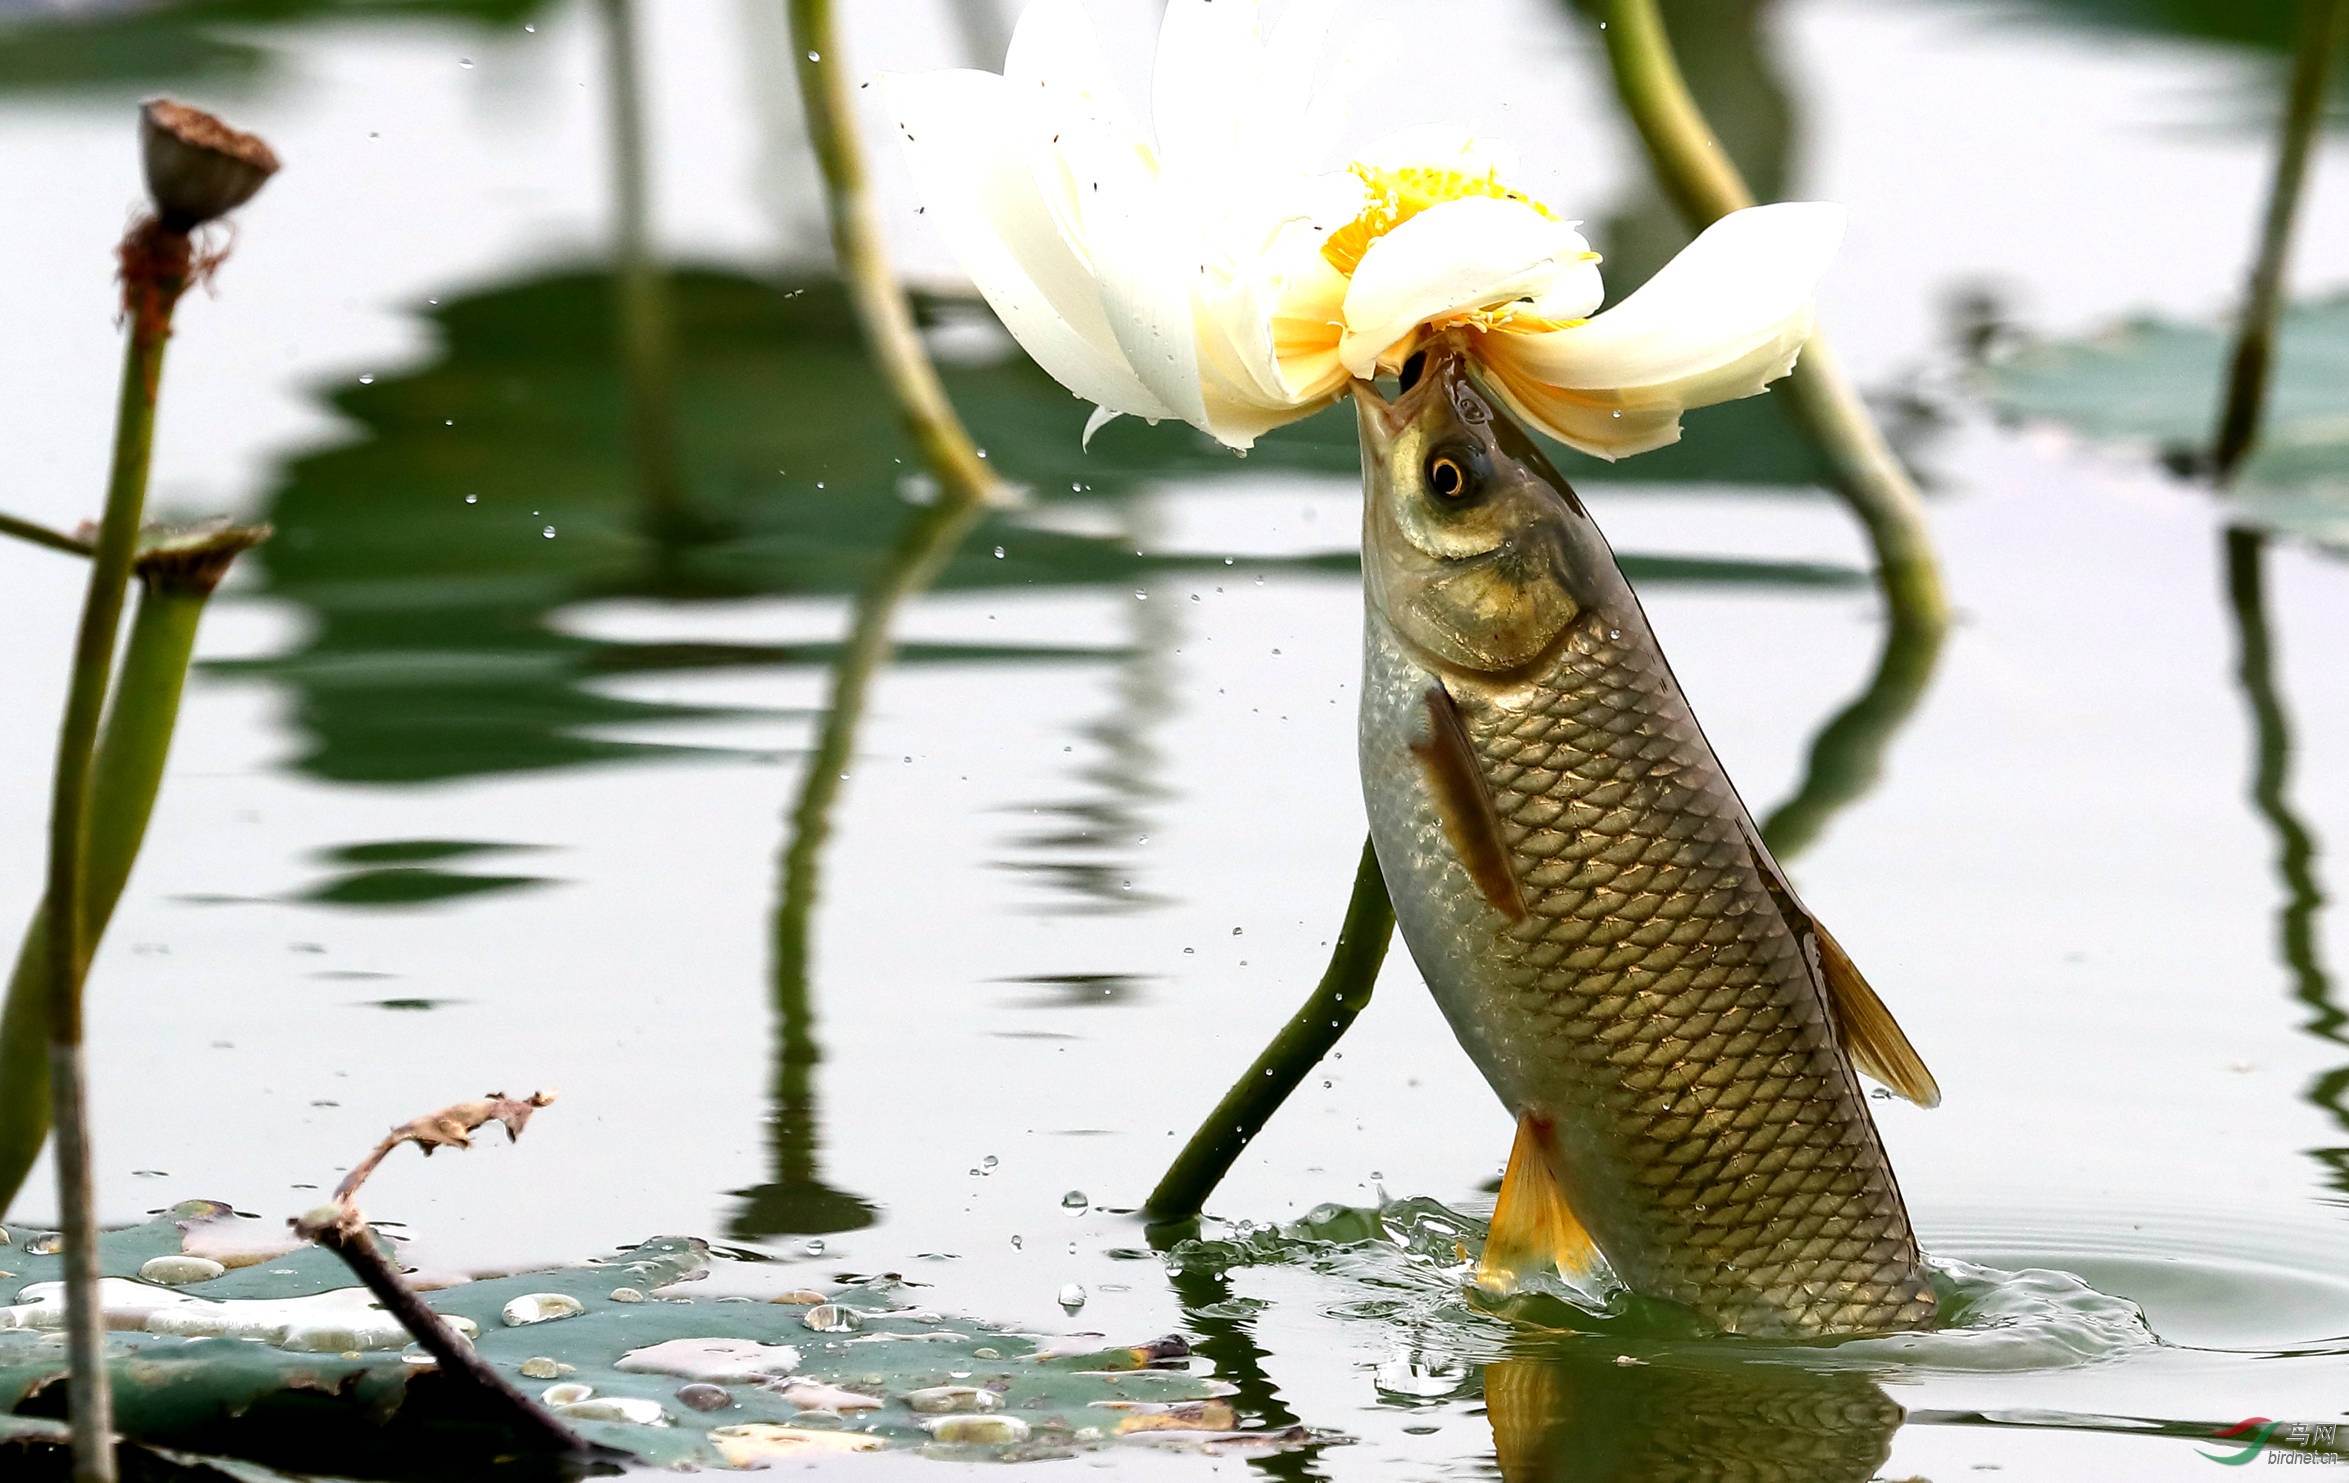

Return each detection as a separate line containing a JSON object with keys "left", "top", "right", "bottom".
{"left": 1321, "top": 162, "right": 1560, "bottom": 276}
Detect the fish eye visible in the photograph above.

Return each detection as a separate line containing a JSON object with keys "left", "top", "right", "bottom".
{"left": 1424, "top": 443, "right": 1483, "bottom": 502}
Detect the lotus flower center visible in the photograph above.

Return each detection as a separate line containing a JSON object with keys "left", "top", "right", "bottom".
{"left": 1321, "top": 162, "right": 1559, "bottom": 277}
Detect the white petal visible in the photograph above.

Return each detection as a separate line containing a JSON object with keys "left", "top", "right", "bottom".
{"left": 997, "top": 0, "right": 1208, "bottom": 428}
{"left": 1082, "top": 405, "right": 1121, "bottom": 448}
{"left": 1475, "top": 335, "right": 1699, "bottom": 459}
{"left": 1338, "top": 197, "right": 1595, "bottom": 377}
{"left": 1498, "top": 202, "right": 1843, "bottom": 402}
{"left": 883, "top": 69, "right": 1174, "bottom": 420}
{"left": 1153, "top": 0, "right": 1268, "bottom": 190}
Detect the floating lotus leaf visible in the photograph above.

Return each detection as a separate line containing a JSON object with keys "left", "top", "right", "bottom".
{"left": 1980, "top": 295, "right": 2349, "bottom": 552}
{"left": 0, "top": 1205, "right": 1314, "bottom": 1476}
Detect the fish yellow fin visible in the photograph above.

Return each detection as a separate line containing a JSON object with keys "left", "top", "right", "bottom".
{"left": 1409, "top": 684, "right": 1528, "bottom": 922}
{"left": 1736, "top": 819, "right": 1940, "bottom": 1109}
{"left": 1476, "top": 1114, "right": 1600, "bottom": 1294}
{"left": 1814, "top": 923, "right": 1941, "bottom": 1108}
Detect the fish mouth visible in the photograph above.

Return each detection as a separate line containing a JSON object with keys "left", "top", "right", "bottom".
{"left": 1350, "top": 335, "right": 1474, "bottom": 457}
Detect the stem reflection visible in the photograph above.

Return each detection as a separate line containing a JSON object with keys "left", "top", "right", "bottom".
{"left": 727, "top": 492, "right": 984, "bottom": 1241}
{"left": 1759, "top": 597, "right": 1944, "bottom": 861}
{"left": 2221, "top": 526, "right": 2344, "bottom": 1192}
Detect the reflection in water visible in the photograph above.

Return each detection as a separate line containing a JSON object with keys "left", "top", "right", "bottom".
{"left": 1759, "top": 600, "right": 1944, "bottom": 861}
{"left": 1163, "top": 1264, "right": 1319, "bottom": 1483}
{"left": 2221, "top": 527, "right": 2345, "bottom": 1192}
{"left": 1000, "top": 574, "right": 1179, "bottom": 914}
{"left": 1487, "top": 1353, "right": 1900, "bottom": 1483}
{"left": 726, "top": 493, "right": 983, "bottom": 1241}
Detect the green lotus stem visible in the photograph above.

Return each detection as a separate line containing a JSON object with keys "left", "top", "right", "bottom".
{"left": 0, "top": 510, "right": 91, "bottom": 557}
{"left": 787, "top": 0, "right": 1005, "bottom": 507}
{"left": 41, "top": 214, "right": 197, "bottom": 1483}
{"left": 2213, "top": 0, "right": 2348, "bottom": 480}
{"left": 0, "top": 527, "right": 267, "bottom": 1221}
{"left": 1145, "top": 838, "right": 1394, "bottom": 1226}
{"left": 594, "top": 0, "right": 690, "bottom": 538}
{"left": 1597, "top": 0, "right": 1948, "bottom": 633}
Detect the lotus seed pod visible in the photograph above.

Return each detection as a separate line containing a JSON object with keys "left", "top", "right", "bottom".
{"left": 903, "top": 1385, "right": 1000, "bottom": 1414}
{"left": 924, "top": 1414, "right": 1029, "bottom": 1444}
{"left": 139, "top": 100, "right": 279, "bottom": 231}
{"left": 500, "top": 1292, "right": 585, "bottom": 1327}
{"left": 137, "top": 1255, "right": 225, "bottom": 1286}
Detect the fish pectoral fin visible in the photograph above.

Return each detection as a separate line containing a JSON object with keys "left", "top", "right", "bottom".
{"left": 1814, "top": 923, "right": 1942, "bottom": 1109}
{"left": 1408, "top": 683, "right": 1529, "bottom": 922}
{"left": 1476, "top": 1114, "right": 1601, "bottom": 1294}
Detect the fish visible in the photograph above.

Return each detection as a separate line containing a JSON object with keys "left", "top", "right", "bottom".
{"left": 1354, "top": 336, "right": 1939, "bottom": 1337}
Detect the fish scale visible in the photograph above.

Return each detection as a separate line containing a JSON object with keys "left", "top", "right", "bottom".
{"left": 1366, "top": 603, "right": 1932, "bottom": 1334}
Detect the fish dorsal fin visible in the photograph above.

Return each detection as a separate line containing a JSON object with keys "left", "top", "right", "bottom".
{"left": 1738, "top": 820, "right": 1940, "bottom": 1109}
{"left": 1477, "top": 1113, "right": 1602, "bottom": 1294}
{"left": 1812, "top": 922, "right": 1941, "bottom": 1108}
{"left": 1409, "top": 684, "right": 1528, "bottom": 922}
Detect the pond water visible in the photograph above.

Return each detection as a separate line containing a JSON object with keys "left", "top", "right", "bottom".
{"left": 1, "top": 0, "right": 2346, "bottom": 1477}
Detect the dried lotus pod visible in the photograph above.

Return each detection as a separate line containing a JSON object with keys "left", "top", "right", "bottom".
{"left": 140, "top": 99, "right": 279, "bottom": 231}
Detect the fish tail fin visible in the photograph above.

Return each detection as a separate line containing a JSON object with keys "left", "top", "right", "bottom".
{"left": 1476, "top": 1113, "right": 1600, "bottom": 1294}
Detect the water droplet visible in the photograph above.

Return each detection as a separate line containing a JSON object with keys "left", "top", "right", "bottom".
{"left": 806, "top": 50, "right": 820, "bottom": 61}
{"left": 1182, "top": 946, "right": 1194, "bottom": 954}
{"left": 815, "top": 481, "right": 825, "bottom": 489}
{"left": 524, "top": 23, "right": 535, "bottom": 31}
{"left": 458, "top": 56, "right": 474, "bottom": 68}
{"left": 542, "top": 525, "right": 557, "bottom": 539}
{"left": 1010, "top": 1234, "right": 1023, "bottom": 1249}
{"left": 982, "top": 1155, "right": 998, "bottom": 1170}
{"left": 802, "top": 1237, "right": 827, "bottom": 1256}
{"left": 1057, "top": 1283, "right": 1087, "bottom": 1311}
{"left": 1254, "top": 574, "right": 1265, "bottom": 585}
{"left": 1607, "top": 629, "right": 1621, "bottom": 640}
{"left": 1133, "top": 589, "right": 1148, "bottom": 601}
{"left": 802, "top": 1302, "right": 861, "bottom": 1332}
{"left": 357, "top": 374, "right": 374, "bottom": 385}
{"left": 1232, "top": 927, "right": 1244, "bottom": 936}
{"left": 463, "top": 494, "right": 478, "bottom": 505}
{"left": 993, "top": 546, "right": 1006, "bottom": 559}
{"left": 1061, "top": 1190, "right": 1089, "bottom": 1213}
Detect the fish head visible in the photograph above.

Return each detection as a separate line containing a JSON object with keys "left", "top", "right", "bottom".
{"left": 1354, "top": 336, "right": 1608, "bottom": 677}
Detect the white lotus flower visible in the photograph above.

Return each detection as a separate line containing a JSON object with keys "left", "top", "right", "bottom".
{"left": 883, "top": 0, "right": 1843, "bottom": 459}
